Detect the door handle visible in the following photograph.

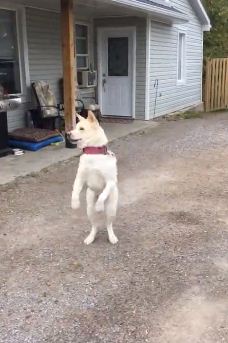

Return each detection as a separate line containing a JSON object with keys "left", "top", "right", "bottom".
{"left": 102, "top": 78, "right": 106, "bottom": 90}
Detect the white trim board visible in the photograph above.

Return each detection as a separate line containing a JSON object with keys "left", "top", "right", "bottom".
{"left": 132, "top": 26, "right": 136, "bottom": 119}
{"left": 19, "top": 6, "right": 31, "bottom": 101}
{"left": 176, "top": 30, "right": 187, "bottom": 85}
{"left": 145, "top": 16, "right": 151, "bottom": 120}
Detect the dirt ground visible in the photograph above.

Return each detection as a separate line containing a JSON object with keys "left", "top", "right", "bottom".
{"left": 0, "top": 112, "right": 228, "bottom": 343}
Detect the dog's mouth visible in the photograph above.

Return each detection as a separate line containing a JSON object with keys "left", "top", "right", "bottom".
{"left": 70, "top": 138, "right": 81, "bottom": 143}
{"left": 68, "top": 136, "right": 82, "bottom": 144}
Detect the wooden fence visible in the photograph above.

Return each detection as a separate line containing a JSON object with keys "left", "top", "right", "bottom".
{"left": 204, "top": 58, "right": 228, "bottom": 112}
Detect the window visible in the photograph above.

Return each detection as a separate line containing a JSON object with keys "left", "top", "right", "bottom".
{"left": 177, "top": 32, "right": 186, "bottom": 83}
{"left": 76, "top": 24, "right": 89, "bottom": 70}
{"left": 0, "top": 9, "right": 21, "bottom": 95}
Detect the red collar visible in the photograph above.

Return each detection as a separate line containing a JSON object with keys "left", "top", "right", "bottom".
{"left": 83, "top": 146, "right": 108, "bottom": 155}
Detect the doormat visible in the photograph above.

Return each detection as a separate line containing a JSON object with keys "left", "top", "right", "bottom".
{"left": 101, "top": 117, "right": 133, "bottom": 124}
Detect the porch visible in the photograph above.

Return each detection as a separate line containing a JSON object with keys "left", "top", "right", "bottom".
{"left": 1, "top": 0, "right": 146, "bottom": 134}
{"left": 0, "top": 0, "right": 188, "bottom": 134}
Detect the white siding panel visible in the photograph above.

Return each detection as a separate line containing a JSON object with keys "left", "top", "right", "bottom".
{"left": 25, "top": 8, "right": 95, "bottom": 115}
{"left": 7, "top": 103, "right": 28, "bottom": 132}
{"left": 149, "top": 0, "right": 203, "bottom": 118}
{"left": 26, "top": 8, "right": 63, "bottom": 103}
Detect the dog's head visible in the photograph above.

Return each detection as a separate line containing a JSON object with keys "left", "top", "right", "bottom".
{"left": 68, "top": 111, "right": 108, "bottom": 149}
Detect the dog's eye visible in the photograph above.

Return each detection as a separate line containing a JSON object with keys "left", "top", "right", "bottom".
{"left": 79, "top": 127, "right": 84, "bottom": 131}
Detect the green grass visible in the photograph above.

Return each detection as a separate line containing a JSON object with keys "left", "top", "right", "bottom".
{"left": 176, "top": 111, "right": 202, "bottom": 119}
{"left": 166, "top": 111, "right": 202, "bottom": 121}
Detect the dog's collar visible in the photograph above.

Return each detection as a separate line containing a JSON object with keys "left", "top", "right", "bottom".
{"left": 83, "top": 146, "right": 108, "bottom": 155}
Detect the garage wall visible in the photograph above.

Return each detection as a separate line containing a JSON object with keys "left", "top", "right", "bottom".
{"left": 148, "top": 0, "right": 203, "bottom": 118}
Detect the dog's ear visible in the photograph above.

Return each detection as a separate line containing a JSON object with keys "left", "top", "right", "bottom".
{"left": 76, "top": 113, "right": 84, "bottom": 122}
{"left": 87, "top": 111, "right": 98, "bottom": 124}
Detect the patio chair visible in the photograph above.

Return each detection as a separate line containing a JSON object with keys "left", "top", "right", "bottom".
{"left": 31, "top": 81, "right": 85, "bottom": 130}
{"left": 31, "top": 81, "right": 63, "bottom": 130}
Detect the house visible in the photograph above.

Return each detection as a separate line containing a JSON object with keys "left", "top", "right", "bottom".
{"left": 0, "top": 0, "right": 210, "bottom": 133}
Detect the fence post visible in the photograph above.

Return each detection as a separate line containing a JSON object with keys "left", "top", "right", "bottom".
{"left": 204, "top": 58, "right": 211, "bottom": 112}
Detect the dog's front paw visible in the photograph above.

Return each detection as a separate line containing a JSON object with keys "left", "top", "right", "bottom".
{"left": 71, "top": 197, "right": 80, "bottom": 210}
{"left": 95, "top": 200, "right": 104, "bottom": 212}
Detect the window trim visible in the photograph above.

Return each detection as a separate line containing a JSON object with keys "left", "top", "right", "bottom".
{"left": 177, "top": 31, "right": 186, "bottom": 85}
{"left": 75, "top": 21, "right": 90, "bottom": 71}
{"left": 0, "top": 4, "right": 30, "bottom": 99}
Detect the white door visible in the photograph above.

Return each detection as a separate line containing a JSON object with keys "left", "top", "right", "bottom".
{"left": 98, "top": 27, "right": 135, "bottom": 117}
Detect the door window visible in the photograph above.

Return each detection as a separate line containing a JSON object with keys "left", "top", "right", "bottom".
{"left": 108, "top": 37, "right": 128, "bottom": 76}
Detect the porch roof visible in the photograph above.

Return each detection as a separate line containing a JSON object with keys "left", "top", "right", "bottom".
{"left": 21, "top": 0, "right": 188, "bottom": 24}
{"left": 14, "top": 0, "right": 210, "bottom": 28}
{"left": 109, "top": 0, "right": 188, "bottom": 24}
{"left": 137, "top": 0, "right": 183, "bottom": 14}
{"left": 110, "top": 0, "right": 210, "bottom": 29}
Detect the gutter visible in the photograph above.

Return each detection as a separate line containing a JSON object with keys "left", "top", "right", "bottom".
{"left": 190, "top": 0, "right": 211, "bottom": 31}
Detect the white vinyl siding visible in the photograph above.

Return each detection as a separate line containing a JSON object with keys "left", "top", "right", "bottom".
{"left": 148, "top": 0, "right": 203, "bottom": 118}
{"left": 26, "top": 8, "right": 94, "bottom": 106}
{"left": 7, "top": 103, "right": 28, "bottom": 131}
{"left": 26, "top": 8, "right": 63, "bottom": 103}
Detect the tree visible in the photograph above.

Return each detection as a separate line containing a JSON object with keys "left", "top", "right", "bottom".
{"left": 202, "top": 0, "right": 228, "bottom": 58}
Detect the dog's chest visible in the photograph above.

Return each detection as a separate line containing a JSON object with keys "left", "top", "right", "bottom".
{"left": 86, "top": 171, "right": 105, "bottom": 192}
{"left": 79, "top": 154, "right": 117, "bottom": 192}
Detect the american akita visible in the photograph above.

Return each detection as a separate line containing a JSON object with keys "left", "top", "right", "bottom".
{"left": 68, "top": 111, "right": 118, "bottom": 245}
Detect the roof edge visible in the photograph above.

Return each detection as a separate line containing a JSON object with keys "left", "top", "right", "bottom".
{"left": 190, "top": 0, "right": 211, "bottom": 30}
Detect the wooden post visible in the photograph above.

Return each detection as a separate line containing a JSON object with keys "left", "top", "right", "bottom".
{"left": 61, "top": 0, "right": 76, "bottom": 140}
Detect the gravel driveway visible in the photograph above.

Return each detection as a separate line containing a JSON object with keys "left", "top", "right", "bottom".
{"left": 0, "top": 112, "right": 228, "bottom": 343}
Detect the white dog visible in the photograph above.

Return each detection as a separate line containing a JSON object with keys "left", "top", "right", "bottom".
{"left": 68, "top": 111, "right": 118, "bottom": 245}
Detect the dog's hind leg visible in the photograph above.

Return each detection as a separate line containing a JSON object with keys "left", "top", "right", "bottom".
{"left": 105, "top": 186, "right": 118, "bottom": 244}
{"left": 84, "top": 188, "right": 98, "bottom": 245}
